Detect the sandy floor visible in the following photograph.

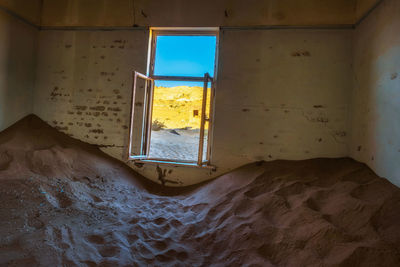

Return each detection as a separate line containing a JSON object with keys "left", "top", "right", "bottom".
{"left": 149, "top": 129, "right": 207, "bottom": 162}
{"left": 1, "top": 115, "right": 400, "bottom": 266}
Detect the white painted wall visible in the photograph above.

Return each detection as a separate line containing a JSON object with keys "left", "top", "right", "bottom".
{"left": 0, "top": 9, "right": 37, "bottom": 131}
{"left": 34, "top": 28, "right": 353, "bottom": 186}
{"left": 350, "top": 0, "right": 400, "bottom": 186}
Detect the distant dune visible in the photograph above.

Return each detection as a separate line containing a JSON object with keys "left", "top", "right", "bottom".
{"left": 1, "top": 115, "right": 400, "bottom": 266}
{"left": 152, "top": 86, "right": 211, "bottom": 130}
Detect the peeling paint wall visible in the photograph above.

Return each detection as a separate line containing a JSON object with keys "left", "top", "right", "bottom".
{"left": 34, "top": 28, "right": 352, "bottom": 186}
{"left": 0, "top": 9, "right": 37, "bottom": 131}
{"left": 350, "top": 0, "right": 400, "bottom": 186}
{"left": 40, "top": 0, "right": 357, "bottom": 27}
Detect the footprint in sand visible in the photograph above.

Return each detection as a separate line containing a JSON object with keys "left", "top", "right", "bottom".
{"left": 86, "top": 234, "right": 105, "bottom": 245}
{"left": 55, "top": 192, "right": 73, "bottom": 208}
{"left": 99, "top": 246, "right": 120, "bottom": 258}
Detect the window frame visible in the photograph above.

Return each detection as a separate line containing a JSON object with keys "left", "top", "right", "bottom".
{"left": 127, "top": 28, "right": 219, "bottom": 168}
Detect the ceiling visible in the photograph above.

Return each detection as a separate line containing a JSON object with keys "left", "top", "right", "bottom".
{"left": 0, "top": 0, "right": 382, "bottom": 28}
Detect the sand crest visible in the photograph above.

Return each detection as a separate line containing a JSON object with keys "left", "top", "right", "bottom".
{"left": 1, "top": 115, "right": 400, "bottom": 266}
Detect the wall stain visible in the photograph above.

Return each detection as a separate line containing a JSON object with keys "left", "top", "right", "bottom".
{"left": 90, "top": 106, "right": 106, "bottom": 111}
{"left": 108, "top": 107, "right": 121, "bottom": 112}
{"left": 89, "top": 129, "right": 104, "bottom": 134}
{"left": 391, "top": 72, "right": 398, "bottom": 80}
{"left": 75, "top": 105, "right": 87, "bottom": 111}
{"left": 291, "top": 50, "right": 311, "bottom": 57}
{"left": 156, "top": 166, "right": 179, "bottom": 186}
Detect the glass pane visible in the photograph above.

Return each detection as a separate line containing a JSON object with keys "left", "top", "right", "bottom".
{"left": 148, "top": 80, "right": 211, "bottom": 162}
{"left": 202, "top": 82, "right": 212, "bottom": 163}
{"left": 154, "top": 35, "right": 217, "bottom": 77}
{"left": 130, "top": 76, "right": 149, "bottom": 156}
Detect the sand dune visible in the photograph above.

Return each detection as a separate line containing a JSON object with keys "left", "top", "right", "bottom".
{"left": 1, "top": 115, "right": 400, "bottom": 266}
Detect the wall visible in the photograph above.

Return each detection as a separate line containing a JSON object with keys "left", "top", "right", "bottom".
{"left": 33, "top": 29, "right": 148, "bottom": 160}
{"left": 0, "top": 9, "right": 37, "bottom": 131}
{"left": 350, "top": 0, "right": 400, "bottom": 186}
{"left": 212, "top": 29, "right": 352, "bottom": 171}
{"left": 40, "top": 0, "right": 357, "bottom": 27}
{"left": 34, "top": 28, "right": 353, "bottom": 185}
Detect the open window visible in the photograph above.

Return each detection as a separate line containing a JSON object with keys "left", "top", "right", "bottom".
{"left": 128, "top": 28, "right": 218, "bottom": 167}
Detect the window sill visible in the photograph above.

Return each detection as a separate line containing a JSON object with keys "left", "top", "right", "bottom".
{"left": 128, "top": 158, "right": 216, "bottom": 170}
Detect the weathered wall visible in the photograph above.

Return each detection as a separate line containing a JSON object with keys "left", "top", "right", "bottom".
{"left": 350, "top": 0, "right": 400, "bottom": 186}
{"left": 0, "top": 0, "right": 42, "bottom": 25}
{"left": 0, "top": 9, "right": 37, "bottom": 131}
{"left": 211, "top": 29, "right": 352, "bottom": 171}
{"left": 41, "top": 0, "right": 357, "bottom": 27}
{"left": 33, "top": 29, "right": 148, "bottom": 160}
{"left": 34, "top": 28, "right": 352, "bottom": 185}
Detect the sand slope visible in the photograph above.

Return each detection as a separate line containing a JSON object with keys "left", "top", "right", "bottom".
{"left": 1, "top": 115, "right": 400, "bottom": 266}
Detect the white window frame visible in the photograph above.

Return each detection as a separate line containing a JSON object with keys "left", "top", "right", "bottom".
{"left": 127, "top": 28, "right": 219, "bottom": 168}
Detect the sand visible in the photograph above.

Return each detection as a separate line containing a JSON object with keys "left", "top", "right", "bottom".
{"left": 149, "top": 128, "right": 207, "bottom": 161}
{"left": 1, "top": 115, "right": 400, "bottom": 266}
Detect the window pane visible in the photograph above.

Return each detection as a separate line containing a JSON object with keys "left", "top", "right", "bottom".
{"left": 154, "top": 35, "right": 217, "bottom": 77}
{"left": 148, "top": 80, "right": 211, "bottom": 162}
{"left": 202, "top": 81, "right": 212, "bottom": 163}
{"left": 130, "top": 75, "right": 150, "bottom": 157}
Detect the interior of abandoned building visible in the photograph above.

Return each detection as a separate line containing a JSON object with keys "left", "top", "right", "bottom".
{"left": 0, "top": 0, "right": 400, "bottom": 266}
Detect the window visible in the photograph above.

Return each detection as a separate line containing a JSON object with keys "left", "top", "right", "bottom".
{"left": 128, "top": 28, "right": 218, "bottom": 167}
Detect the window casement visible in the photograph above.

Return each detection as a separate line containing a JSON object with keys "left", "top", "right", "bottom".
{"left": 128, "top": 28, "right": 218, "bottom": 168}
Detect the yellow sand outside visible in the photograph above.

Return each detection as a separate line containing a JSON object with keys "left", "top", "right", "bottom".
{"left": 152, "top": 86, "right": 211, "bottom": 130}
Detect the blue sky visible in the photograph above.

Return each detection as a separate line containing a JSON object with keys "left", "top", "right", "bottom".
{"left": 154, "top": 35, "right": 216, "bottom": 87}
